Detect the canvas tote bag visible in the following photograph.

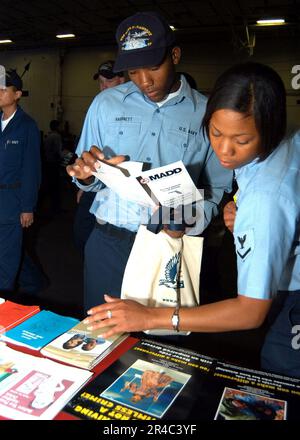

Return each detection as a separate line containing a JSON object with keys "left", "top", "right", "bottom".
{"left": 121, "top": 225, "right": 203, "bottom": 335}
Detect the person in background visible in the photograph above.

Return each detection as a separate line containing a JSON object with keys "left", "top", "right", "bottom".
{"left": 93, "top": 60, "right": 126, "bottom": 90}
{"left": 43, "top": 119, "right": 63, "bottom": 216}
{"left": 73, "top": 61, "right": 125, "bottom": 257}
{"left": 67, "top": 11, "right": 232, "bottom": 312}
{"left": 0, "top": 68, "right": 42, "bottom": 296}
{"left": 84, "top": 62, "right": 300, "bottom": 379}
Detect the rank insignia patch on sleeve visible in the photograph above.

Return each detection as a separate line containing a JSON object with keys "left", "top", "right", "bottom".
{"left": 234, "top": 229, "right": 254, "bottom": 261}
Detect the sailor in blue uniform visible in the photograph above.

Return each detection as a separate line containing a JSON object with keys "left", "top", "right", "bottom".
{"left": 232, "top": 132, "right": 300, "bottom": 377}
{"left": 84, "top": 62, "right": 300, "bottom": 378}
{"left": 67, "top": 12, "right": 233, "bottom": 312}
{"left": 0, "top": 69, "right": 41, "bottom": 294}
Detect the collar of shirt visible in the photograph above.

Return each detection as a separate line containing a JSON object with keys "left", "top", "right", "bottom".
{"left": 234, "top": 136, "right": 293, "bottom": 193}
{"left": 234, "top": 157, "right": 261, "bottom": 194}
{"left": 122, "top": 74, "right": 197, "bottom": 111}
{"left": 1, "top": 109, "right": 17, "bottom": 131}
{"left": 156, "top": 80, "right": 183, "bottom": 107}
{"left": 235, "top": 136, "right": 299, "bottom": 206}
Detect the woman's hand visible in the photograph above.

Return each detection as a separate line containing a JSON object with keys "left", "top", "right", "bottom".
{"left": 223, "top": 201, "right": 237, "bottom": 233}
{"left": 84, "top": 295, "right": 153, "bottom": 338}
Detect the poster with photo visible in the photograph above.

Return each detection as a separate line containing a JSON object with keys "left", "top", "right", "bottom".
{"left": 100, "top": 359, "right": 191, "bottom": 418}
{"left": 214, "top": 387, "right": 287, "bottom": 420}
{"left": 65, "top": 338, "right": 214, "bottom": 420}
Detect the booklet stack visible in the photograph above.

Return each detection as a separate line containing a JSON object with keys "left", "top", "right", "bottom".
{"left": 41, "top": 320, "right": 128, "bottom": 370}
{"left": 0, "top": 301, "right": 40, "bottom": 334}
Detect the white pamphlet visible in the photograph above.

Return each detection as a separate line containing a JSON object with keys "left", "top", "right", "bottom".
{"left": 92, "top": 160, "right": 202, "bottom": 208}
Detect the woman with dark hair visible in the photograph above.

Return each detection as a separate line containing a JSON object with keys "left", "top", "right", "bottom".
{"left": 202, "top": 62, "right": 287, "bottom": 160}
{"left": 84, "top": 62, "right": 300, "bottom": 378}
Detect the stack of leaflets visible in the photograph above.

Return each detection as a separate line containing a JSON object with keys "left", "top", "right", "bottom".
{"left": 0, "top": 301, "right": 40, "bottom": 334}
{"left": 0, "top": 342, "right": 92, "bottom": 420}
{"left": 64, "top": 338, "right": 300, "bottom": 421}
{"left": 0, "top": 310, "right": 79, "bottom": 350}
{"left": 41, "top": 320, "right": 128, "bottom": 370}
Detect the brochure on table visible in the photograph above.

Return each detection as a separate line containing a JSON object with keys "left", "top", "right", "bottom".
{"left": 0, "top": 343, "right": 92, "bottom": 420}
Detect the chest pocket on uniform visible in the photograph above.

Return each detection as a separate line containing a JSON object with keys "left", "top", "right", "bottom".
{"left": 0, "top": 141, "right": 21, "bottom": 168}
{"left": 107, "top": 120, "right": 141, "bottom": 141}
{"left": 167, "top": 126, "right": 199, "bottom": 154}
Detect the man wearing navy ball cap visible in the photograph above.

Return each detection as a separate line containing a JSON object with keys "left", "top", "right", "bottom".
{"left": 93, "top": 60, "right": 125, "bottom": 91}
{"left": 67, "top": 11, "right": 233, "bottom": 312}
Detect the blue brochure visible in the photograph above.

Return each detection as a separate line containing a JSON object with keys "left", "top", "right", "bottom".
{"left": 0, "top": 310, "right": 79, "bottom": 350}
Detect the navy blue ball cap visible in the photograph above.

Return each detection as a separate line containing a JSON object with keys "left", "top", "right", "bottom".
{"left": 93, "top": 60, "right": 124, "bottom": 80}
{"left": 5, "top": 69, "right": 23, "bottom": 91}
{"left": 114, "top": 11, "right": 176, "bottom": 72}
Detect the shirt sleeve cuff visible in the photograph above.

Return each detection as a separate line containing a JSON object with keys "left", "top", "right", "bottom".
{"left": 73, "top": 176, "right": 104, "bottom": 192}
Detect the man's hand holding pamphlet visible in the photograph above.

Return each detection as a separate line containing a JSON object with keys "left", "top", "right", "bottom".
{"left": 92, "top": 159, "right": 203, "bottom": 210}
